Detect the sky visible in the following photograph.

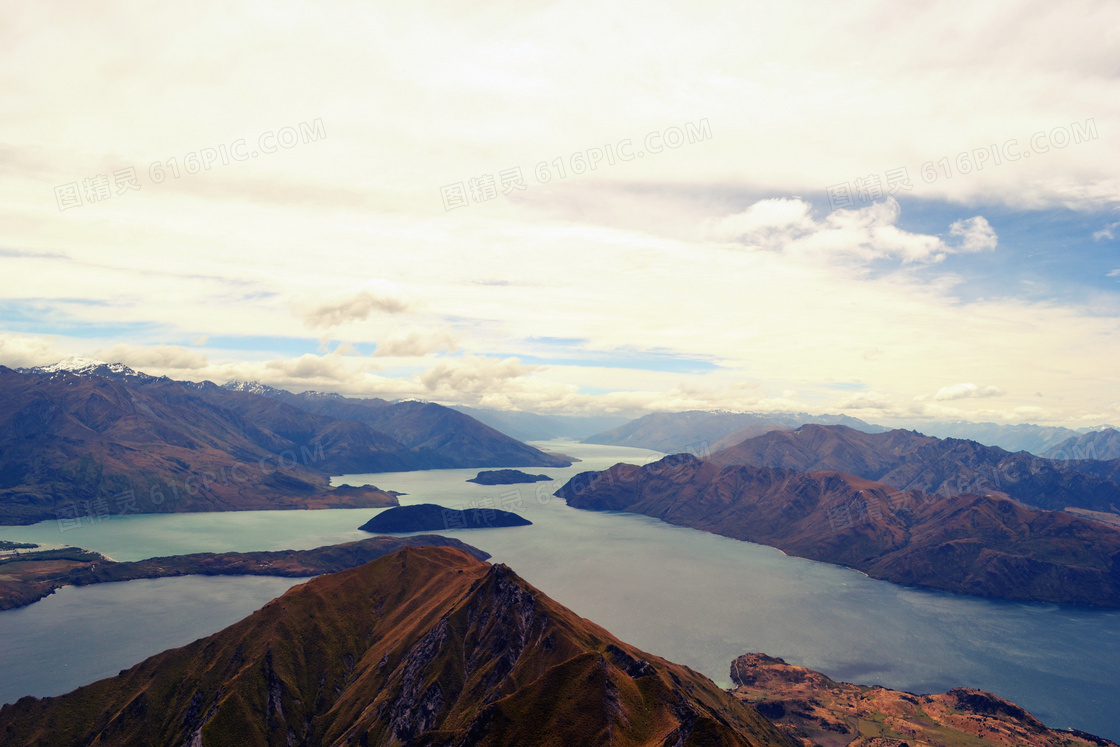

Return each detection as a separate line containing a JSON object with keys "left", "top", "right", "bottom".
{"left": 1, "top": 0, "right": 1119, "bottom": 427}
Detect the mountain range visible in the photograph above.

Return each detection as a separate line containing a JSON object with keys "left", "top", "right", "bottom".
{"left": 451, "top": 405, "right": 629, "bottom": 442}
{"left": 0, "top": 546, "right": 793, "bottom": 746}
{"left": 581, "top": 410, "right": 885, "bottom": 454}
{"left": 0, "top": 362, "right": 568, "bottom": 525}
{"left": 1045, "top": 427, "right": 1120, "bottom": 461}
{"left": 583, "top": 409, "right": 1119, "bottom": 457}
{"left": 710, "top": 423, "right": 1120, "bottom": 515}
{"left": 557, "top": 453, "right": 1120, "bottom": 607}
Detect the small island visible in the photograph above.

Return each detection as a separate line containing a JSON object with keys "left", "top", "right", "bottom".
{"left": 466, "top": 469, "right": 552, "bottom": 485}
{"left": 359, "top": 503, "right": 532, "bottom": 533}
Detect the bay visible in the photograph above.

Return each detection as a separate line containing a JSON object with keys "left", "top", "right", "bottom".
{"left": 0, "top": 441, "right": 1118, "bottom": 740}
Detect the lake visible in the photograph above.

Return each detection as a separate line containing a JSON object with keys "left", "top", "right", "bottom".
{"left": 1, "top": 441, "right": 1118, "bottom": 740}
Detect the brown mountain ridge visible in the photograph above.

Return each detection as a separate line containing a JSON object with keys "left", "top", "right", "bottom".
{"left": 0, "top": 365, "right": 568, "bottom": 525}
{"left": 0, "top": 546, "right": 793, "bottom": 747}
{"left": 710, "top": 424, "right": 1120, "bottom": 515}
{"left": 557, "top": 454, "right": 1120, "bottom": 608}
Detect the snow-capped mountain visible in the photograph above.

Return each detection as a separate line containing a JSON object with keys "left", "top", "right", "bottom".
{"left": 19, "top": 357, "right": 152, "bottom": 380}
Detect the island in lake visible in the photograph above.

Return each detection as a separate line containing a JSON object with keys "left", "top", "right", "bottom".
{"left": 359, "top": 503, "right": 532, "bottom": 533}
{"left": 0, "top": 536, "right": 489, "bottom": 611}
{"left": 466, "top": 469, "right": 552, "bottom": 485}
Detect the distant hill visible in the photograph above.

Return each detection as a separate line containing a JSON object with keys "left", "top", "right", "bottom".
{"left": 224, "top": 383, "right": 572, "bottom": 470}
{"left": 582, "top": 410, "right": 885, "bottom": 454}
{"left": 557, "top": 454, "right": 1120, "bottom": 608}
{"left": 906, "top": 420, "right": 1085, "bottom": 455}
{"left": 452, "top": 405, "right": 629, "bottom": 442}
{"left": 1045, "top": 428, "right": 1120, "bottom": 461}
{"left": 0, "top": 546, "right": 792, "bottom": 746}
{"left": 711, "top": 423, "right": 1120, "bottom": 515}
{"left": 0, "top": 363, "right": 568, "bottom": 524}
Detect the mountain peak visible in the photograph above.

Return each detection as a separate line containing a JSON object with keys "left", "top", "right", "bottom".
{"left": 221, "top": 379, "right": 284, "bottom": 396}
{"left": 0, "top": 546, "right": 790, "bottom": 746}
{"left": 22, "top": 358, "right": 149, "bottom": 380}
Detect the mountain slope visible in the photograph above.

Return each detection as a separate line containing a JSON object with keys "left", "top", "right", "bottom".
{"left": 0, "top": 546, "right": 793, "bottom": 747}
{"left": 0, "top": 365, "right": 570, "bottom": 524}
{"left": 1045, "top": 428, "right": 1120, "bottom": 461}
{"left": 226, "top": 383, "right": 573, "bottom": 469}
{"left": 451, "top": 405, "right": 629, "bottom": 442}
{"left": 711, "top": 423, "right": 1120, "bottom": 514}
{"left": 0, "top": 366, "right": 402, "bottom": 524}
{"left": 557, "top": 454, "right": 1120, "bottom": 607}
{"left": 910, "top": 420, "right": 1084, "bottom": 455}
{"left": 583, "top": 410, "right": 884, "bottom": 454}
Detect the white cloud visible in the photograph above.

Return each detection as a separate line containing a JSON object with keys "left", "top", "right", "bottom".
{"left": 949, "top": 216, "right": 998, "bottom": 253}
{"left": 0, "top": 334, "right": 65, "bottom": 369}
{"left": 711, "top": 198, "right": 815, "bottom": 244}
{"left": 1094, "top": 221, "right": 1120, "bottom": 241}
{"left": 97, "top": 343, "right": 209, "bottom": 371}
{"left": 715, "top": 198, "right": 992, "bottom": 264}
{"left": 420, "top": 356, "right": 536, "bottom": 395}
{"left": 933, "top": 383, "right": 1006, "bottom": 401}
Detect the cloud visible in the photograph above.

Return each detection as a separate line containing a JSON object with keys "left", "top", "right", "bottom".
{"left": 373, "top": 329, "right": 457, "bottom": 357}
{"left": 838, "top": 391, "right": 896, "bottom": 410}
{"left": 714, "top": 198, "right": 994, "bottom": 264}
{"left": 0, "top": 334, "right": 65, "bottom": 368}
{"left": 420, "top": 356, "right": 536, "bottom": 395}
{"left": 933, "top": 383, "right": 1006, "bottom": 401}
{"left": 1094, "top": 221, "right": 1120, "bottom": 241}
{"left": 949, "top": 216, "right": 998, "bottom": 253}
{"left": 299, "top": 287, "right": 410, "bottom": 329}
{"left": 711, "top": 198, "right": 815, "bottom": 244}
{"left": 1108, "top": 269, "right": 1120, "bottom": 278}
{"left": 97, "top": 343, "right": 209, "bottom": 371}
{"left": 263, "top": 351, "right": 367, "bottom": 381}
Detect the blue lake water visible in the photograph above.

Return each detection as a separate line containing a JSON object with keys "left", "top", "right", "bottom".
{"left": 1, "top": 441, "right": 1118, "bottom": 740}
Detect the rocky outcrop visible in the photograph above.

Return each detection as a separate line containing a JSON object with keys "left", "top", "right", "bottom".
{"left": 729, "top": 653, "right": 1116, "bottom": 747}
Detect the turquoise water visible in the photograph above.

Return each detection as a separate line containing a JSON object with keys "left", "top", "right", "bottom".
{"left": 1, "top": 441, "right": 1118, "bottom": 740}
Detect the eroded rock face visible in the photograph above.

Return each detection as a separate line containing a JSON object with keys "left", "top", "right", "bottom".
{"left": 729, "top": 653, "right": 1116, "bottom": 747}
